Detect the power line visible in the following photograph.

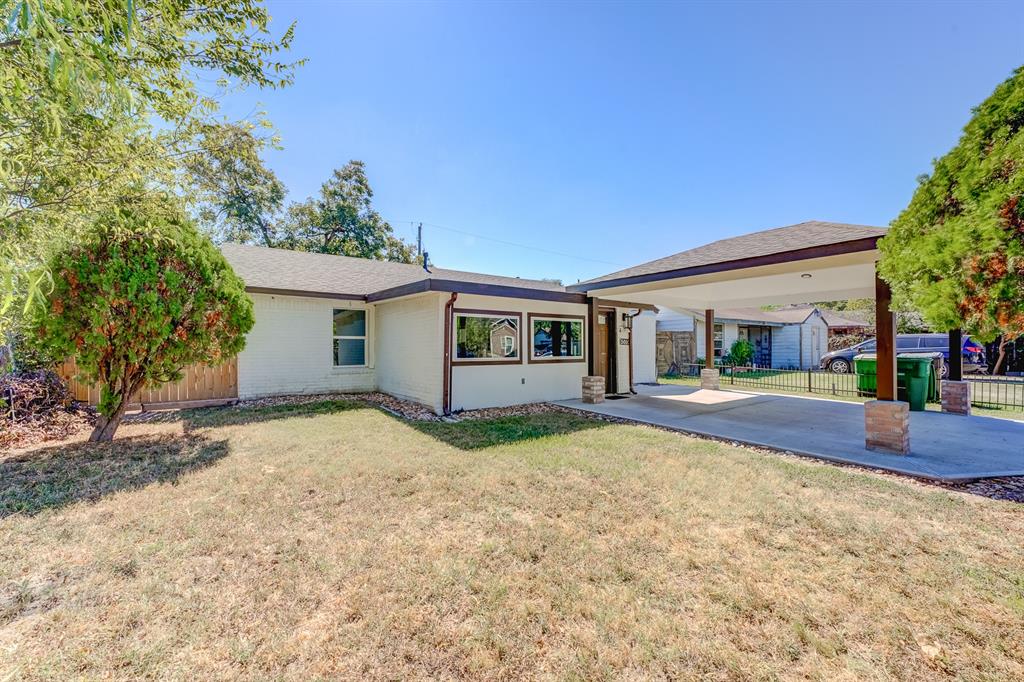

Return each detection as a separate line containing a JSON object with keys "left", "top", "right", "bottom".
{"left": 389, "top": 219, "right": 626, "bottom": 268}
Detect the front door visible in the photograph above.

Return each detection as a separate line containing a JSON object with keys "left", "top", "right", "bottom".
{"left": 597, "top": 309, "right": 615, "bottom": 391}
{"left": 754, "top": 327, "right": 772, "bottom": 367}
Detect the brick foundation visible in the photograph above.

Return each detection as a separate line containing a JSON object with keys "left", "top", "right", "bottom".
{"left": 700, "top": 368, "right": 720, "bottom": 390}
{"left": 864, "top": 400, "right": 910, "bottom": 455}
{"left": 941, "top": 380, "right": 971, "bottom": 416}
{"left": 582, "top": 376, "right": 605, "bottom": 404}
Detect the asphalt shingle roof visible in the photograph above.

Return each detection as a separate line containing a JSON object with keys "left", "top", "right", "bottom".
{"left": 687, "top": 305, "right": 871, "bottom": 328}
{"left": 691, "top": 307, "right": 804, "bottom": 326}
{"left": 219, "top": 243, "right": 567, "bottom": 298}
{"left": 575, "top": 221, "right": 887, "bottom": 288}
{"left": 774, "top": 304, "right": 870, "bottom": 328}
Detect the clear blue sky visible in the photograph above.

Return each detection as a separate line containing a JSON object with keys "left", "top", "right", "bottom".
{"left": 221, "top": 0, "right": 1024, "bottom": 284}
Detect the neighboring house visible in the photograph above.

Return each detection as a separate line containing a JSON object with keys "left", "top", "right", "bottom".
{"left": 655, "top": 306, "right": 830, "bottom": 370}
{"left": 207, "top": 244, "right": 653, "bottom": 414}
{"left": 776, "top": 304, "right": 871, "bottom": 338}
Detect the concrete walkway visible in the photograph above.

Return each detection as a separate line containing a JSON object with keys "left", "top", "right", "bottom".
{"left": 555, "top": 384, "right": 1024, "bottom": 481}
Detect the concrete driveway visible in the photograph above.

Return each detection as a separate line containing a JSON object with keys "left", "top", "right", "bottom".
{"left": 555, "top": 384, "right": 1024, "bottom": 481}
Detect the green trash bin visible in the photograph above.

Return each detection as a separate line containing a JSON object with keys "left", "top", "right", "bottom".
{"left": 853, "top": 354, "right": 877, "bottom": 395}
{"left": 899, "top": 352, "right": 943, "bottom": 403}
{"left": 896, "top": 355, "right": 933, "bottom": 411}
{"left": 855, "top": 353, "right": 935, "bottom": 410}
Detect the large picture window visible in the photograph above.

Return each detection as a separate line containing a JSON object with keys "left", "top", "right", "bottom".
{"left": 530, "top": 315, "right": 584, "bottom": 362}
{"left": 454, "top": 311, "right": 521, "bottom": 363}
{"left": 333, "top": 309, "right": 367, "bottom": 366}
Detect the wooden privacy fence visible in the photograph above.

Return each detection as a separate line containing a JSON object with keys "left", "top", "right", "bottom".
{"left": 58, "top": 358, "right": 238, "bottom": 410}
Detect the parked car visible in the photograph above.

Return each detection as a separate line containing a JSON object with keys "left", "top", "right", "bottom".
{"left": 819, "top": 333, "right": 987, "bottom": 376}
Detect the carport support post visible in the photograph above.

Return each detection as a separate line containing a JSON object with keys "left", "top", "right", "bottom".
{"left": 701, "top": 308, "right": 720, "bottom": 390}
{"left": 942, "top": 328, "right": 971, "bottom": 415}
{"left": 864, "top": 270, "right": 910, "bottom": 454}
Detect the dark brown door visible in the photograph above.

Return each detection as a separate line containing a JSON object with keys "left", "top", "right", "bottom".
{"left": 597, "top": 309, "right": 615, "bottom": 390}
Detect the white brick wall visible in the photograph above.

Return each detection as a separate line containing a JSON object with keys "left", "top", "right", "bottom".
{"left": 374, "top": 293, "right": 445, "bottom": 413}
{"left": 237, "top": 294, "right": 376, "bottom": 398}
{"left": 450, "top": 294, "right": 590, "bottom": 410}
{"left": 631, "top": 310, "right": 657, "bottom": 383}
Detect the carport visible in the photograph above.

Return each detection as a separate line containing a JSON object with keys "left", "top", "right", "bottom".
{"left": 569, "top": 221, "right": 974, "bottom": 455}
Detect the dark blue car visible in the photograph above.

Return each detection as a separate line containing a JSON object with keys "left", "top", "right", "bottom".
{"left": 819, "top": 333, "right": 987, "bottom": 376}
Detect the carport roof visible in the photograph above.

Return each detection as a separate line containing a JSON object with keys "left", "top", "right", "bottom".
{"left": 569, "top": 221, "right": 887, "bottom": 291}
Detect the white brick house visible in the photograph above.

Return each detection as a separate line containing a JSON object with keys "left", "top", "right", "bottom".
{"left": 221, "top": 244, "right": 652, "bottom": 414}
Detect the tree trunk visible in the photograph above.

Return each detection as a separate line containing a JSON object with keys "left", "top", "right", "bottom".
{"left": 993, "top": 336, "right": 1009, "bottom": 376}
{"left": 257, "top": 216, "right": 274, "bottom": 248}
{"left": 87, "top": 375, "right": 143, "bottom": 442}
{"left": 88, "top": 399, "right": 130, "bottom": 442}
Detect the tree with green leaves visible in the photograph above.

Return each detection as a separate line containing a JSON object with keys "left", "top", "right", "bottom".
{"left": 1, "top": 0, "right": 299, "bottom": 341}
{"left": 36, "top": 198, "right": 254, "bottom": 441}
{"left": 185, "top": 121, "right": 286, "bottom": 246}
{"left": 879, "top": 66, "right": 1024, "bottom": 368}
{"left": 278, "top": 161, "right": 416, "bottom": 262}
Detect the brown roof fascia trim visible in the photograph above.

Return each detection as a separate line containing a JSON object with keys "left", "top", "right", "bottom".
{"left": 369, "top": 279, "right": 587, "bottom": 304}
{"left": 433, "top": 279, "right": 587, "bottom": 303}
{"left": 590, "top": 298, "right": 658, "bottom": 311}
{"left": 365, "top": 280, "right": 432, "bottom": 302}
{"left": 251, "top": 279, "right": 590, "bottom": 305}
{"left": 246, "top": 286, "right": 365, "bottom": 301}
{"left": 567, "top": 236, "right": 882, "bottom": 293}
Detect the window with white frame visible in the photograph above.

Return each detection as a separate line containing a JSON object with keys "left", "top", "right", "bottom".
{"left": 530, "top": 315, "right": 584, "bottom": 361}
{"left": 454, "top": 311, "right": 520, "bottom": 362}
{"left": 713, "top": 323, "right": 724, "bottom": 357}
{"left": 333, "top": 309, "right": 367, "bottom": 366}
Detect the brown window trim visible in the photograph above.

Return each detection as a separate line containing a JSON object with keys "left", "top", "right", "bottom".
{"left": 527, "top": 312, "right": 587, "bottom": 364}
{"left": 452, "top": 308, "right": 523, "bottom": 365}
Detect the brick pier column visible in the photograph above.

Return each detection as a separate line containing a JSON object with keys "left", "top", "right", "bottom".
{"left": 941, "top": 380, "right": 971, "bottom": 415}
{"left": 700, "top": 368, "right": 720, "bottom": 390}
{"left": 865, "top": 268, "right": 910, "bottom": 454}
{"left": 582, "top": 376, "right": 605, "bottom": 404}
{"left": 864, "top": 400, "right": 910, "bottom": 454}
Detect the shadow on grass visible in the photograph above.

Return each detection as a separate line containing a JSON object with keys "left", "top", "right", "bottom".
{"left": 181, "top": 399, "right": 367, "bottom": 431}
{"left": 181, "top": 398, "right": 609, "bottom": 451}
{"left": 410, "top": 411, "right": 608, "bottom": 450}
{"left": 0, "top": 434, "right": 229, "bottom": 518}
{"left": 181, "top": 395, "right": 610, "bottom": 448}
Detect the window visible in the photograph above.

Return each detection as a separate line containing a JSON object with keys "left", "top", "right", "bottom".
{"left": 454, "top": 311, "right": 520, "bottom": 362}
{"left": 530, "top": 315, "right": 584, "bottom": 362}
{"left": 333, "top": 309, "right": 367, "bottom": 366}
{"left": 713, "top": 324, "right": 724, "bottom": 357}
{"left": 897, "top": 336, "right": 921, "bottom": 350}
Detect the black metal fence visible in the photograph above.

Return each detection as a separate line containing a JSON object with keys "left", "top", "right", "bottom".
{"left": 966, "top": 375, "right": 1024, "bottom": 411}
{"left": 663, "top": 363, "right": 1024, "bottom": 412}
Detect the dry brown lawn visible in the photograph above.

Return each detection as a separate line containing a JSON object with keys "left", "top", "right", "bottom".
{"left": 1, "top": 399, "right": 1023, "bottom": 680}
